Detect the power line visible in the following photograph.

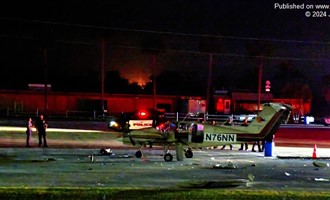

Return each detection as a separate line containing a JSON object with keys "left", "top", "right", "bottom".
{"left": 1, "top": 32, "right": 329, "bottom": 63}
{"left": 2, "top": 17, "right": 330, "bottom": 45}
{"left": 2, "top": 17, "right": 330, "bottom": 63}
{"left": 115, "top": 45, "right": 330, "bottom": 63}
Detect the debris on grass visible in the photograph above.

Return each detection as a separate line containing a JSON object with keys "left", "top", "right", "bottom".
{"left": 178, "top": 179, "right": 249, "bottom": 188}
{"left": 248, "top": 173, "right": 255, "bottom": 182}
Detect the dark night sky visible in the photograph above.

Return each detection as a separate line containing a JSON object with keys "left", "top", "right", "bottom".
{"left": 1, "top": 0, "right": 330, "bottom": 98}
{"left": 1, "top": 1, "right": 316, "bottom": 37}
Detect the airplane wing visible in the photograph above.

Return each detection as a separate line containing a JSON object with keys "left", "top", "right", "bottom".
{"left": 121, "top": 103, "right": 291, "bottom": 162}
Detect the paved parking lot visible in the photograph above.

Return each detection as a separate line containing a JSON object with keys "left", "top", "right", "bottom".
{"left": 0, "top": 146, "right": 329, "bottom": 190}
{"left": 0, "top": 120, "right": 329, "bottom": 191}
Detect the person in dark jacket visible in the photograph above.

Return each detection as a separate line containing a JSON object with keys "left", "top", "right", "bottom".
{"left": 239, "top": 117, "right": 249, "bottom": 150}
{"left": 221, "top": 118, "right": 233, "bottom": 150}
{"left": 35, "top": 114, "right": 48, "bottom": 147}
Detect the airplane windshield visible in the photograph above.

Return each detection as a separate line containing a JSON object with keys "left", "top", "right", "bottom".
{"left": 197, "top": 124, "right": 204, "bottom": 131}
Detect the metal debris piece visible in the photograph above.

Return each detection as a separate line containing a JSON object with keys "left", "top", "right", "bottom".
{"left": 313, "top": 161, "right": 330, "bottom": 168}
{"left": 285, "top": 172, "right": 291, "bottom": 176}
{"left": 248, "top": 173, "right": 255, "bottom": 182}
{"left": 99, "top": 148, "right": 113, "bottom": 155}
{"left": 315, "top": 178, "right": 329, "bottom": 182}
{"left": 213, "top": 161, "right": 238, "bottom": 169}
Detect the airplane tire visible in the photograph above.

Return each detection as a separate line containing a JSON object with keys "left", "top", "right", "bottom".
{"left": 164, "top": 153, "right": 173, "bottom": 162}
{"left": 185, "top": 149, "right": 193, "bottom": 158}
{"left": 135, "top": 150, "right": 142, "bottom": 158}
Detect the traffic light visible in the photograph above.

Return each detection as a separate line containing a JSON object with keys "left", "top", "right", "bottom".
{"left": 265, "top": 80, "right": 271, "bottom": 92}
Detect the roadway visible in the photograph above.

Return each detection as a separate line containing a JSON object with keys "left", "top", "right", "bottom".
{"left": 276, "top": 124, "right": 330, "bottom": 148}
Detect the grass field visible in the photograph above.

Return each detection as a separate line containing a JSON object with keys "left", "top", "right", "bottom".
{"left": 1, "top": 187, "right": 330, "bottom": 200}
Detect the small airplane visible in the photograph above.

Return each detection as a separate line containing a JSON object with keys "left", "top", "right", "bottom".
{"left": 122, "top": 103, "right": 292, "bottom": 162}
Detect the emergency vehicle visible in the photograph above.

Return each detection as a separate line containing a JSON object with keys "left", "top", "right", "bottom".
{"left": 108, "top": 109, "right": 166, "bottom": 131}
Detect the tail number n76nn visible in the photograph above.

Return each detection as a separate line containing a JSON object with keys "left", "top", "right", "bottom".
{"left": 204, "top": 133, "right": 237, "bottom": 142}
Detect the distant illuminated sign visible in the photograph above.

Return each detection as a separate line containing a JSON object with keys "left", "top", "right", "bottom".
{"left": 129, "top": 120, "right": 153, "bottom": 130}
{"left": 28, "top": 83, "right": 51, "bottom": 91}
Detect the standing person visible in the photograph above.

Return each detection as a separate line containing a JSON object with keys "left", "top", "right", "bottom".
{"left": 241, "top": 117, "right": 249, "bottom": 126}
{"left": 221, "top": 117, "right": 233, "bottom": 150}
{"left": 239, "top": 117, "right": 249, "bottom": 150}
{"left": 36, "top": 114, "right": 48, "bottom": 147}
{"left": 25, "top": 117, "right": 34, "bottom": 147}
{"left": 221, "top": 144, "right": 233, "bottom": 150}
{"left": 239, "top": 142, "right": 248, "bottom": 151}
{"left": 252, "top": 141, "right": 262, "bottom": 152}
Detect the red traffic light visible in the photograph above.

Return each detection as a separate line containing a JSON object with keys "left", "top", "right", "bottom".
{"left": 265, "top": 80, "right": 271, "bottom": 92}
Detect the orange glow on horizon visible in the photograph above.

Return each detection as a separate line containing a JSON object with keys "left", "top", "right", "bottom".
{"left": 120, "top": 66, "right": 151, "bottom": 87}
{"left": 128, "top": 77, "right": 148, "bottom": 87}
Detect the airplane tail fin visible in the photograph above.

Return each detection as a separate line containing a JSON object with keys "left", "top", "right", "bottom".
{"left": 259, "top": 103, "right": 291, "bottom": 141}
{"left": 249, "top": 103, "right": 290, "bottom": 126}
{"left": 237, "top": 103, "right": 291, "bottom": 141}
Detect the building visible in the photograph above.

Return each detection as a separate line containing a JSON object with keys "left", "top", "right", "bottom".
{"left": 213, "top": 90, "right": 273, "bottom": 114}
{"left": 0, "top": 89, "right": 205, "bottom": 117}
{"left": 0, "top": 88, "right": 311, "bottom": 120}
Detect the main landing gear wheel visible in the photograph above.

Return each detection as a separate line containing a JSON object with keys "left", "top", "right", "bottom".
{"left": 135, "top": 150, "right": 142, "bottom": 158}
{"left": 184, "top": 148, "right": 193, "bottom": 158}
{"left": 164, "top": 153, "right": 173, "bottom": 162}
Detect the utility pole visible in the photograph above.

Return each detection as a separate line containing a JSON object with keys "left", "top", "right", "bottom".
{"left": 101, "top": 38, "right": 105, "bottom": 116}
{"left": 152, "top": 54, "right": 157, "bottom": 110}
{"left": 43, "top": 48, "right": 48, "bottom": 115}
{"left": 257, "top": 55, "right": 263, "bottom": 114}
{"left": 206, "top": 53, "right": 213, "bottom": 116}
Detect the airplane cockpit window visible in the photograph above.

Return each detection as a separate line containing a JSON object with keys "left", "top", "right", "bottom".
{"left": 197, "top": 124, "right": 204, "bottom": 131}
{"left": 189, "top": 123, "right": 204, "bottom": 143}
{"left": 188, "top": 123, "right": 195, "bottom": 133}
{"left": 178, "top": 122, "right": 187, "bottom": 130}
